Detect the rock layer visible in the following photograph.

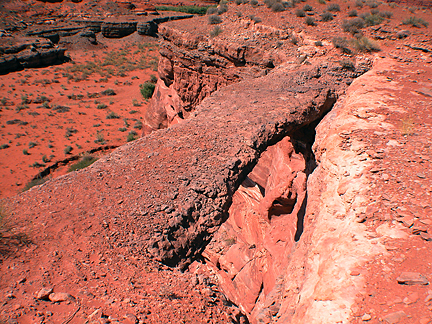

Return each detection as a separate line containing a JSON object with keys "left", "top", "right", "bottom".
{"left": 0, "top": 38, "right": 66, "bottom": 74}
{"left": 143, "top": 18, "right": 302, "bottom": 133}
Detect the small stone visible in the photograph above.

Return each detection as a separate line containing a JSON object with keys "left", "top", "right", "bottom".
{"left": 417, "top": 173, "right": 426, "bottom": 179}
{"left": 425, "top": 294, "right": 432, "bottom": 303}
{"left": 36, "top": 287, "right": 53, "bottom": 300}
{"left": 87, "top": 308, "right": 103, "bottom": 321}
{"left": 401, "top": 216, "right": 414, "bottom": 228}
{"left": 350, "top": 269, "right": 361, "bottom": 276}
{"left": 123, "top": 313, "right": 138, "bottom": 324}
{"left": 49, "top": 292, "right": 74, "bottom": 302}
{"left": 382, "top": 174, "right": 390, "bottom": 181}
{"left": 397, "top": 272, "right": 429, "bottom": 285}
{"left": 362, "top": 313, "right": 372, "bottom": 321}
{"left": 383, "top": 311, "right": 406, "bottom": 324}
{"left": 403, "top": 292, "right": 419, "bottom": 305}
{"left": 420, "top": 232, "right": 432, "bottom": 241}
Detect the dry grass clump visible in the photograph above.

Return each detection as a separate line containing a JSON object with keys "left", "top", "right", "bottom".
{"left": 403, "top": 16, "right": 429, "bottom": 28}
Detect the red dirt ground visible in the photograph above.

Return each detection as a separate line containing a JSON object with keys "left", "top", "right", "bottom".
{"left": 0, "top": 0, "right": 432, "bottom": 323}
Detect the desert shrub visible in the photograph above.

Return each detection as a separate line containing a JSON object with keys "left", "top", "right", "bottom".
{"left": 272, "top": 2, "right": 285, "bottom": 11}
{"left": 235, "top": 0, "right": 242, "bottom": 4}
{"left": 339, "top": 59, "right": 355, "bottom": 70}
{"left": 101, "top": 89, "right": 116, "bottom": 96}
{"left": 208, "top": 14, "right": 222, "bottom": 24}
{"left": 156, "top": 5, "right": 212, "bottom": 15}
{"left": 352, "top": 36, "right": 380, "bottom": 52}
{"left": 305, "top": 17, "right": 316, "bottom": 25}
{"left": 348, "top": 9, "right": 358, "bottom": 17}
{"left": 106, "top": 112, "right": 120, "bottom": 119}
{"left": 23, "top": 149, "right": 29, "bottom": 155}
{"left": 217, "top": 4, "right": 228, "bottom": 14}
{"left": 68, "top": 155, "right": 98, "bottom": 172}
{"left": 22, "top": 177, "right": 49, "bottom": 192}
{"left": 97, "top": 103, "right": 108, "bottom": 109}
{"left": 317, "top": 0, "right": 326, "bottom": 4}
{"left": 370, "top": 8, "right": 379, "bottom": 15}
{"left": 206, "top": 7, "right": 218, "bottom": 15}
{"left": 379, "top": 11, "right": 393, "bottom": 19}
{"left": 321, "top": 12, "right": 333, "bottom": 21}
{"left": 64, "top": 146, "right": 73, "bottom": 154}
{"left": 366, "top": 0, "right": 379, "bottom": 8}
{"left": 327, "top": 3, "right": 340, "bottom": 11}
{"left": 250, "top": 0, "right": 259, "bottom": 6}
{"left": 342, "top": 18, "right": 365, "bottom": 34}
{"left": 332, "top": 36, "right": 352, "bottom": 54}
{"left": 355, "top": 0, "right": 364, "bottom": 8}
{"left": 210, "top": 26, "right": 223, "bottom": 37}
{"left": 140, "top": 81, "right": 156, "bottom": 99}
{"left": 0, "top": 144, "right": 9, "bottom": 149}
{"left": 303, "top": 4, "right": 313, "bottom": 11}
{"left": 127, "top": 131, "right": 138, "bottom": 142}
{"left": 150, "top": 74, "right": 157, "bottom": 83}
{"left": 362, "top": 13, "right": 384, "bottom": 26}
{"left": 0, "top": 203, "right": 31, "bottom": 254}
{"left": 29, "top": 142, "right": 37, "bottom": 148}
{"left": 315, "top": 40, "right": 323, "bottom": 46}
{"left": 403, "top": 16, "right": 429, "bottom": 27}
{"left": 296, "top": 9, "right": 306, "bottom": 17}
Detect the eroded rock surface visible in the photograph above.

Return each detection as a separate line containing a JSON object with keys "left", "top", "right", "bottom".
{"left": 143, "top": 17, "right": 305, "bottom": 133}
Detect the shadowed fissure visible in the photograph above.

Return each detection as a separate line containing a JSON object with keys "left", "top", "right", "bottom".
{"left": 201, "top": 116, "right": 324, "bottom": 319}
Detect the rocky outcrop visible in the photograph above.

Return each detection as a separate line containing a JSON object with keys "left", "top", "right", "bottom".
{"left": 101, "top": 14, "right": 194, "bottom": 38}
{"left": 0, "top": 38, "right": 66, "bottom": 74}
{"left": 143, "top": 19, "right": 302, "bottom": 134}
{"left": 101, "top": 21, "right": 138, "bottom": 38}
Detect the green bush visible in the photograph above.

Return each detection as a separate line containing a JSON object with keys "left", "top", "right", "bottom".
{"left": 64, "top": 146, "right": 73, "bottom": 154}
{"left": 106, "top": 111, "right": 120, "bottom": 119}
{"left": 403, "top": 16, "right": 429, "bottom": 27}
{"left": 355, "top": 0, "right": 364, "bottom": 8}
{"left": 140, "top": 81, "right": 156, "bottom": 99}
{"left": 303, "top": 4, "right": 313, "bottom": 11}
{"left": 97, "top": 103, "right": 108, "bottom": 109}
{"left": 68, "top": 155, "right": 98, "bottom": 172}
{"left": 22, "top": 177, "right": 49, "bottom": 192}
{"left": 127, "top": 131, "right": 138, "bottom": 142}
{"left": 101, "top": 89, "right": 116, "bottom": 96}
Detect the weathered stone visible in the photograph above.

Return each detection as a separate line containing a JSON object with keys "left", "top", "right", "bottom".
{"left": 383, "top": 311, "right": 406, "bottom": 324}
{"left": 36, "top": 287, "right": 53, "bottom": 300}
{"left": 396, "top": 272, "right": 429, "bottom": 285}
{"left": 49, "top": 292, "right": 74, "bottom": 302}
